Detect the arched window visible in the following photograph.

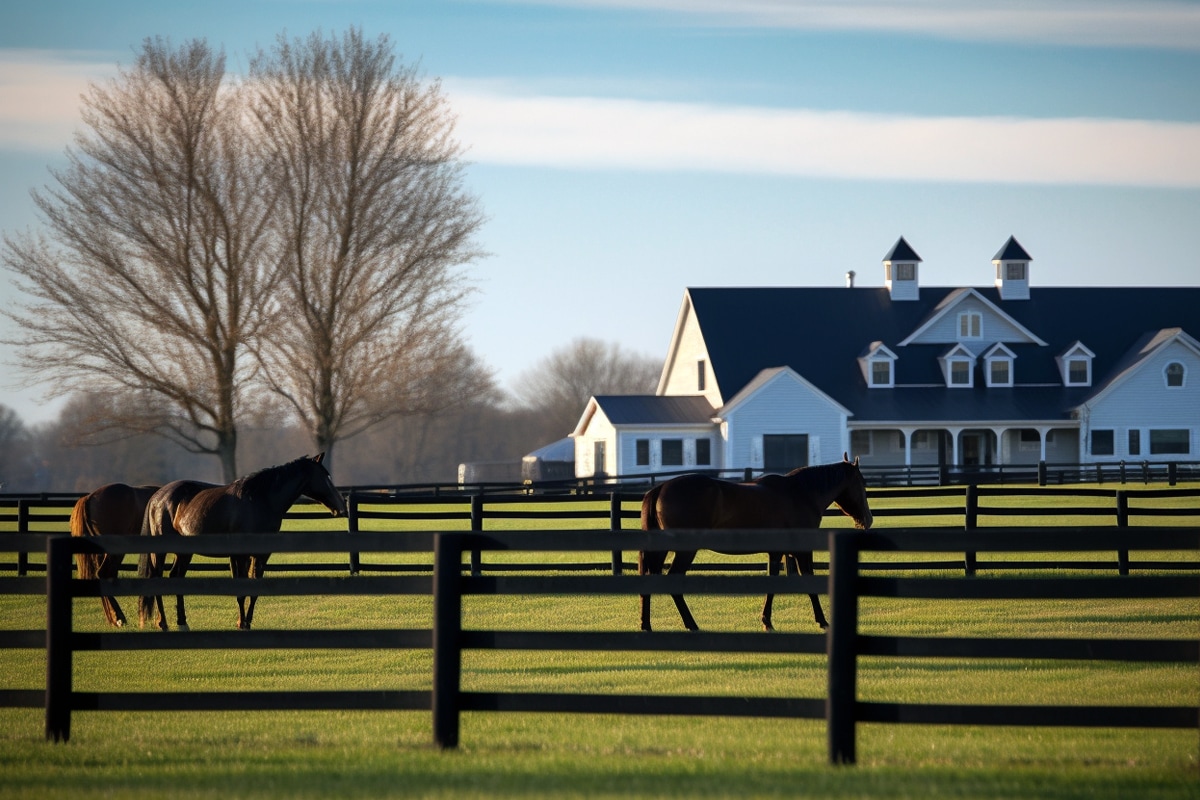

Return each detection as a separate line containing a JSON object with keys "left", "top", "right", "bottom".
{"left": 1165, "top": 362, "right": 1185, "bottom": 388}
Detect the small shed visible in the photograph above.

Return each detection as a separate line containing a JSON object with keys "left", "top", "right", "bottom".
{"left": 522, "top": 437, "right": 576, "bottom": 482}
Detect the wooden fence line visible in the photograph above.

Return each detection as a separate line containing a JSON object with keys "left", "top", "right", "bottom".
{"left": 5, "top": 485, "right": 1200, "bottom": 578}
{"left": 16, "top": 527, "right": 1200, "bottom": 762}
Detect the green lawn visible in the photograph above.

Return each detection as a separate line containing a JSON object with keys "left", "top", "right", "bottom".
{"left": 0, "top": 487, "right": 1197, "bottom": 798}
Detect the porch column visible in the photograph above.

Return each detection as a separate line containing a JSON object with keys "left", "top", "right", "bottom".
{"left": 991, "top": 427, "right": 1005, "bottom": 465}
{"left": 899, "top": 427, "right": 915, "bottom": 466}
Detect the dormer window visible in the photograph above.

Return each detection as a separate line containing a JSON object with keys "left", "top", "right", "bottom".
{"left": 859, "top": 342, "right": 898, "bottom": 388}
{"left": 983, "top": 343, "right": 1016, "bottom": 387}
{"left": 1005, "top": 262, "right": 1027, "bottom": 281}
{"left": 1057, "top": 342, "right": 1095, "bottom": 387}
{"left": 893, "top": 263, "right": 915, "bottom": 281}
{"left": 958, "top": 311, "right": 982, "bottom": 339}
{"left": 1165, "top": 362, "right": 1185, "bottom": 387}
{"left": 939, "top": 344, "right": 976, "bottom": 388}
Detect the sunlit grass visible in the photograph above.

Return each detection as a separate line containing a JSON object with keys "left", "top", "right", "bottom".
{"left": 1, "top": 486, "right": 1198, "bottom": 798}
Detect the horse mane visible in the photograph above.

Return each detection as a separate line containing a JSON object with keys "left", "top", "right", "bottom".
{"left": 232, "top": 456, "right": 312, "bottom": 500}
{"left": 783, "top": 460, "right": 851, "bottom": 493}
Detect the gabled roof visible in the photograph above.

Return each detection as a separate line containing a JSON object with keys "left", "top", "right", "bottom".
{"left": 684, "top": 285, "right": 1200, "bottom": 424}
{"left": 717, "top": 367, "right": 851, "bottom": 419}
{"left": 883, "top": 236, "right": 922, "bottom": 262}
{"left": 576, "top": 395, "right": 716, "bottom": 434}
{"left": 1085, "top": 328, "right": 1200, "bottom": 407}
{"left": 897, "top": 288, "right": 1047, "bottom": 346}
{"left": 993, "top": 235, "right": 1032, "bottom": 261}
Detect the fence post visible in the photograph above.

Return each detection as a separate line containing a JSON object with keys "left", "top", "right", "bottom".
{"left": 963, "top": 485, "right": 978, "bottom": 576}
{"left": 469, "top": 496, "right": 483, "bottom": 576}
{"left": 609, "top": 492, "right": 625, "bottom": 575}
{"left": 346, "top": 491, "right": 361, "bottom": 575}
{"left": 1168, "top": 462, "right": 1178, "bottom": 487}
{"left": 432, "top": 532, "right": 463, "bottom": 749}
{"left": 827, "top": 530, "right": 860, "bottom": 765}
{"left": 1037, "top": 461, "right": 1047, "bottom": 487}
{"left": 1115, "top": 491, "right": 1130, "bottom": 575}
{"left": 17, "top": 499, "right": 31, "bottom": 577}
{"left": 45, "top": 534, "right": 73, "bottom": 742}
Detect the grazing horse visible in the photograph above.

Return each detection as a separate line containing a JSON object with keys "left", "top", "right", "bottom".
{"left": 639, "top": 455, "right": 872, "bottom": 632}
{"left": 137, "top": 453, "right": 347, "bottom": 631}
{"left": 70, "top": 483, "right": 160, "bottom": 627}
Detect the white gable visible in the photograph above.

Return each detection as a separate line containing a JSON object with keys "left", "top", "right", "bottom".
{"left": 898, "top": 288, "right": 1046, "bottom": 347}
{"left": 657, "top": 292, "right": 723, "bottom": 406}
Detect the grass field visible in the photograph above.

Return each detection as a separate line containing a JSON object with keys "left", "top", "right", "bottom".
{"left": 1, "top": 488, "right": 1197, "bottom": 798}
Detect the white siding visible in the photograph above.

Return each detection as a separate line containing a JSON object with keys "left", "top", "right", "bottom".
{"left": 906, "top": 296, "right": 1036, "bottom": 346}
{"left": 722, "top": 372, "right": 847, "bottom": 469}
{"left": 1084, "top": 340, "right": 1200, "bottom": 461}
{"left": 660, "top": 303, "right": 723, "bottom": 406}
{"left": 573, "top": 409, "right": 615, "bottom": 478}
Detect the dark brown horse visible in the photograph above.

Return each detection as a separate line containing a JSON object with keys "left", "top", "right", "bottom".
{"left": 137, "top": 453, "right": 346, "bottom": 631}
{"left": 639, "top": 455, "right": 872, "bottom": 632}
{"left": 70, "top": 483, "right": 160, "bottom": 627}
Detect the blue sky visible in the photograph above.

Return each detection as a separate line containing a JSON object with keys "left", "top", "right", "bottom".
{"left": 2, "top": 0, "right": 1199, "bottom": 423}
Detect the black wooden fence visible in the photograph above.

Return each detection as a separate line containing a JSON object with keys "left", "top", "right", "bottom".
{"left": 9, "top": 525, "right": 1198, "bottom": 763}
{"left": 6, "top": 484, "right": 1200, "bottom": 577}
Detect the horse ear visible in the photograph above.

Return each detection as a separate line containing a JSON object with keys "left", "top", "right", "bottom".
{"left": 853, "top": 456, "right": 860, "bottom": 466}
{"left": 843, "top": 452, "right": 849, "bottom": 463}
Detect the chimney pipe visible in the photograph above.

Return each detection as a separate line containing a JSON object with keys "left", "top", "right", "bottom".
{"left": 845, "top": 270, "right": 856, "bottom": 288}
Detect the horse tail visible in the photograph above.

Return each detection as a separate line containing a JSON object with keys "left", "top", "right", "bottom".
{"left": 69, "top": 494, "right": 100, "bottom": 580}
{"left": 640, "top": 484, "right": 664, "bottom": 531}
{"left": 137, "top": 503, "right": 158, "bottom": 626}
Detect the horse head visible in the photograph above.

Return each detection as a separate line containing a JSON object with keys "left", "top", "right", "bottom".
{"left": 302, "top": 452, "right": 348, "bottom": 517}
{"left": 836, "top": 452, "right": 873, "bottom": 530}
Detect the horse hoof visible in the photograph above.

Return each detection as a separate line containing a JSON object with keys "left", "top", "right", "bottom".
{"left": 178, "top": 624, "right": 190, "bottom": 632}
{"left": 114, "top": 619, "right": 124, "bottom": 628}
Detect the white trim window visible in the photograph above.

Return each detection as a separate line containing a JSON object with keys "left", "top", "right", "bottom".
{"left": 859, "top": 342, "right": 898, "bottom": 389}
{"left": 1165, "top": 362, "right": 1185, "bottom": 388}
{"left": 983, "top": 343, "right": 1016, "bottom": 388}
{"left": 939, "top": 344, "right": 976, "bottom": 388}
{"left": 958, "top": 311, "right": 982, "bottom": 340}
{"left": 1057, "top": 342, "right": 1095, "bottom": 387}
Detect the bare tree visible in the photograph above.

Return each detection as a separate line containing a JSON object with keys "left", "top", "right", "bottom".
{"left": 513, "top": 337, "right": 662, "bottom": 437}
{"left": 2, "top": 39, "right": 279, "bottom": 481}
{"left": 0, "top": 404, "right": 31, "bottom": 490}
{"left": 247, "top": 29, "right": 489, "bottom": 469}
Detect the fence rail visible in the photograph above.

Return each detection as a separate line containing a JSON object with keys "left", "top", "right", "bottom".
{"left": 8, "top": 526, "right": 1197, "bottom": 763}
{"left": 5, "top": 485, "right": 1200, "bottom": 578}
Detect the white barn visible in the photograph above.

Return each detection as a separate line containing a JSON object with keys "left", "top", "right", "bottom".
{"left": 571, "top": 236, "right": 1200, "bottom": 479}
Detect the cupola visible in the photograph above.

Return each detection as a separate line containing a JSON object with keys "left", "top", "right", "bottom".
{"left": 883, "top": 236, "right": 921, "bottom": 301}
{"left": 993, "top": 235, "right": 1031, "bottom": 301}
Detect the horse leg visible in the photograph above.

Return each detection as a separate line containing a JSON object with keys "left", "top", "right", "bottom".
{"left": 791, "top": 551, "right": 827, "bottom": 630}
{"left": 138, "top": 552, "right": 169, "bottom": 631}
{"left": 667, "top": 550, "right": 699, "bottom": 632}
{"left": 98, "top": 553, "right": 126, "bottom": 628}
{"left": 761, "top": 552, "right": 783, "bottom": 631}
{"left": 242, "top": 554, "right": 269, "bottom": 630}
{"left": 169, "top": 553, "right": 192, "bottom": 631}
{"left": 638, "top": 550, "right": 667, "bottom": 632}
{"left": 230, "top": 556, "right": 250, "bottom": 629}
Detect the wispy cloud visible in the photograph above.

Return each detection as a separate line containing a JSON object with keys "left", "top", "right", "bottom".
{"left": 7, "top": 51, "right": 1198, "bottom": 189}
{"left": 450, "top": 86, "right": 1200, "bottom": 188}
{"left": 0, "top": 51, "right": 113, "bottom": 151}
{"left": 515, "top": 0, "right": 1200, "bottom": 50}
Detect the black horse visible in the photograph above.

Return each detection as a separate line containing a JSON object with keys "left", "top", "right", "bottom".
{"left": 137, "top": 453, "right": 347, "bottom": 631}
{"left": 639, "top": 454, "right": 872, "bottom": 632}
{"left": 70, "top": 483, "right": 161, "bottom": 627}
